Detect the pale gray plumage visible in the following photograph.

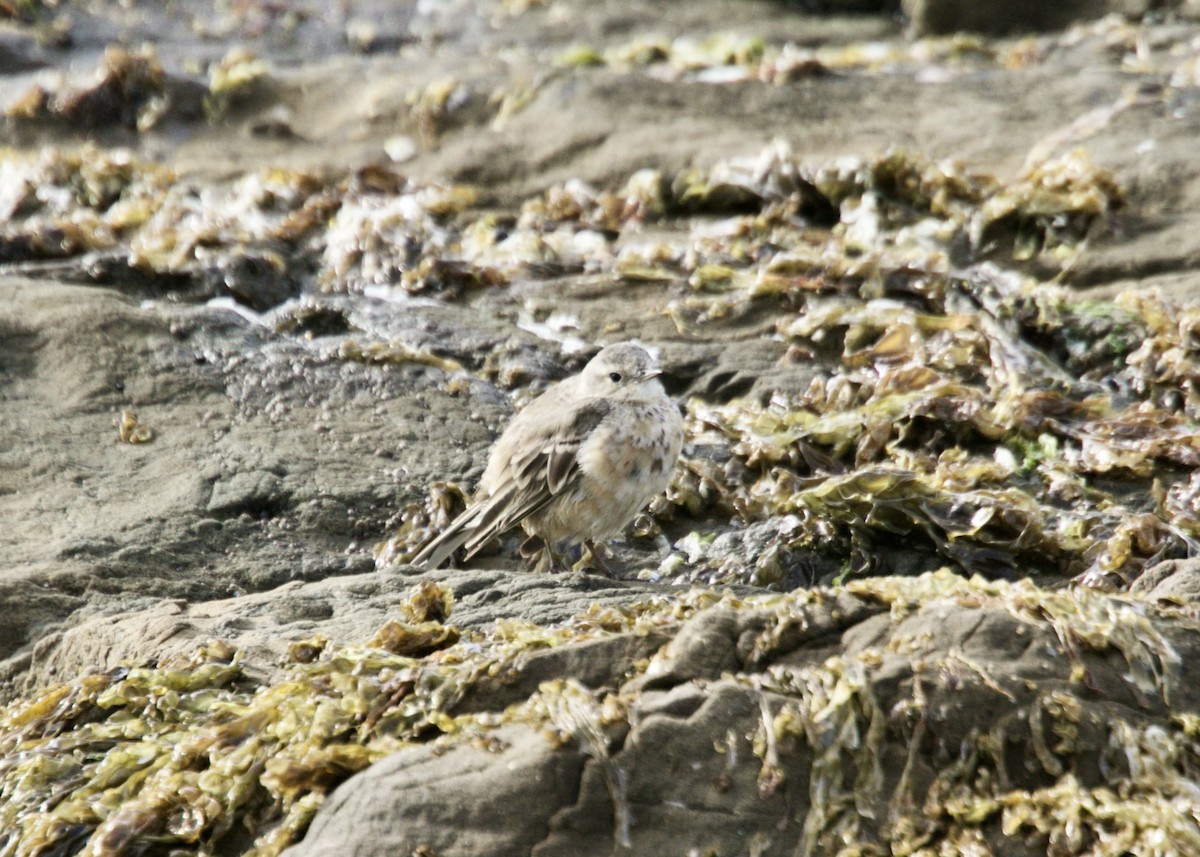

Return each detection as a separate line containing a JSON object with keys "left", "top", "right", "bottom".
{"left": 412, "top": 342, "right": 683, "bottom": 571}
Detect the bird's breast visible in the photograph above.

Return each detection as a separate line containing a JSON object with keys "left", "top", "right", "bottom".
{"left": 526, "top": 399, "right": 683, "bottom": 544}
{"left": 578, "top": 402, "right": 682, "bottom": 501}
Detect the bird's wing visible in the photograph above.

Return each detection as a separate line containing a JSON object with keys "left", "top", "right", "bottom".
{"left": 412, "top": 399, "right": 610, "bottom": 569}
{"left": 460, "top": 398, "right": 610, "bottom": 559}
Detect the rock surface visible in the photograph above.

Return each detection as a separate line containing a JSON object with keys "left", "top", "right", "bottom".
{"left": 287, "top": 576, "right": 1200, "bottom": 857}
{"left": 903, "top": 0, "right": 1155, "bottom": 35}
{"left": 2, "top": 0, "right": 1200, "bottom": 855}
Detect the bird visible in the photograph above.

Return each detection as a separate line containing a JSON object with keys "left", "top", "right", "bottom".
{"left": 411, "top": 342, "right": 684, "bottom": 572}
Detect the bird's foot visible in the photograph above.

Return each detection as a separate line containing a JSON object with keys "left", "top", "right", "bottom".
{"left": 571, "top": 539, "right": 614, "bottom": 576}
{"left": 523, "top": 536, "right": 571, "bottom": 573}
{"left": 523, "top": 538, "right": 612, "bottom": 575}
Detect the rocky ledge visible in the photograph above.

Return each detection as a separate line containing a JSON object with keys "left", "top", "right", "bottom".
{"left": 2, "top": 1, "right": 1200, "bottom": 855}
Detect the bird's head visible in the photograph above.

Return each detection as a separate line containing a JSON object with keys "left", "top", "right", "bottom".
{"left": 580, "top": 342, "right": 666, "bottom": 402}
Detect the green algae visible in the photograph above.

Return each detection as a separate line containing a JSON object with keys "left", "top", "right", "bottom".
{"left": 2, "top": 572, "right": 1198, "bottom": 856}
{"left": 205, "top": 48, "right": 272, "bottom": 121}
{"left": 737, "top": 571, "right": 1200, "bottom": 856}
{"left": 638, "top": 145, "right": 1194, "bottom": 589}
{"left": 1, "top": 128, "right": 1195, "bottom": 594}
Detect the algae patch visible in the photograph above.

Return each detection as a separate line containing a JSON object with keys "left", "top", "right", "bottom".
{"left": 3, "top": 570, "right": 1199, "bottom": 856}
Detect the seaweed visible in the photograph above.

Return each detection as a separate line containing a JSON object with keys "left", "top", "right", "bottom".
{"left": 3, "top": 570, "right": 1198, "bottom": 856}
{"left": 0, "top": 136, "right": 1194, "bottom": 591}
{"left": 7, "top": 46, "right": 168, "bottom": 131}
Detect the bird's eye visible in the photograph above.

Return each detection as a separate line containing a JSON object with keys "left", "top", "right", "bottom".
{"left": 609, "top": 372, "right": 622, "bottom": 383}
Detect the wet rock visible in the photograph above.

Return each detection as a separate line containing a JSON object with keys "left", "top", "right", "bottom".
{"left": 82, "top": 255, "right": 212, "bottom": 301}
{"left": 1130, "top": 557, "right": 1200, "bottom": 601}
{"left": 0, "top": 580, "right": 85, "bottom": 689}
{"left": 288, "top": 725, "right": 588, "bottom": 857}
{"left": 456, "top": 630, "right": 673, "bottom": 714}
{"left": 0, "top": 34, "right": 48, "bottom": 73}
{"left": 203, "top": 251, "right": 300, "bottom": 312}
{"left": 281, "top": 580, "right": 1200, "bottom": 857}
{"left": 207, "top": 469, "right": 290, "bottom": 518}
{"left": 904, "top": 0, "right": 1152, "bottom": 35}
{"left": 19, "top": 567, "right": 674, "bottom": 693}
{"left": 271, "top": 301, "right": 354, "bottom": 338}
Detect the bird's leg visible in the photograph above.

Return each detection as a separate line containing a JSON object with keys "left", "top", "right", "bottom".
{"left": 573, "top": 539, "right": 613, "bottom": 576}
{"left": 533, "top": 549, "right": 555, "bottom": 574}
{"left": 524, "top": 538, "right": 611, "bottom": 574}
{"left": 553, "top": 540, "right": 588, "bottom": 573}
{"left": 525, "top": 536, "right": 573, "bottom": 573}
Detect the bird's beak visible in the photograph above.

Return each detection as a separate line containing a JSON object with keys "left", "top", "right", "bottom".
{"left": 641, "top": 369, "right": 663, "bottom": 381}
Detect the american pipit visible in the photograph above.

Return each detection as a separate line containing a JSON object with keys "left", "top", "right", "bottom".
{"left": 412, "top": 342, "right": 684, "bottom": 572}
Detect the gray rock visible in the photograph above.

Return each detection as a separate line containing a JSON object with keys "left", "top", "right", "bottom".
{"left": 207, "top": 468, "right": 289, "bottom": 518}
{"left": 1131, "top": 557, "right": 1200, "bottom": 602}
{"left": 283, "top": 590, "right": 1200, "bottom": 857}
{"left": 289, "top": 725, "right": 588, "bottom": 857}
{"left": 904, "top": 0, "right": 1152, "bottom": 35}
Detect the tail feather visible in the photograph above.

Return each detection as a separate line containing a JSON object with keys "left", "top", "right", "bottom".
{"left": 411, "top": 516, "right": 477, "bottom": 570}
{"left": 411, "top": 481, "right": 556, "bottom": 569}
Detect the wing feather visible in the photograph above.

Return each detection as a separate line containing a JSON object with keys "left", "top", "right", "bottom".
{"left": 413, "top": 399, "right": 610, "bottom": 568}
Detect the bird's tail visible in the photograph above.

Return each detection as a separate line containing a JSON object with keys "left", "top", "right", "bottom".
{"left": 410, "top": 516, "right": 477, "bottom": 570}
{"left": 411, "top": 481, "right": 548, "bottom": 569}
